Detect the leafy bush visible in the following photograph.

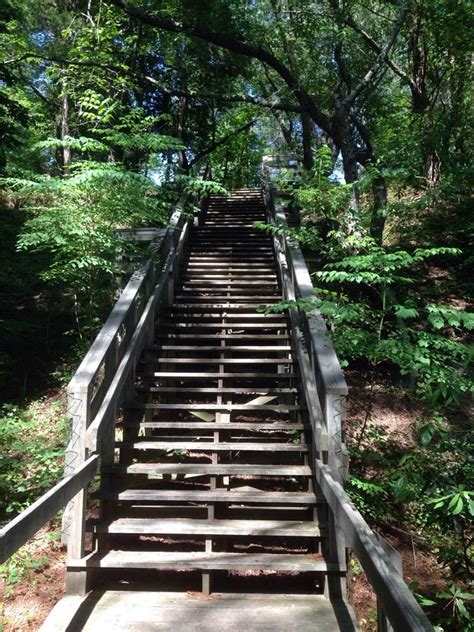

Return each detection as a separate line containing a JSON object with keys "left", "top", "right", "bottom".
{"left": 0, "top": 400, "right": 69, "bottom": 516}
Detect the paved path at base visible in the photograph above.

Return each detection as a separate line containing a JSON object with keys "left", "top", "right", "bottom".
{"left": 41, "top": 591, "right": 357, "bottom": 631}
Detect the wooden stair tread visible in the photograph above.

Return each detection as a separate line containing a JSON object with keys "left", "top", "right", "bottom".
{"left": 108, "top": 463, "right": 312, "bottom": 476}
{"left": 94, "top": 489, "right": 318, "bottom": 504}
{"left": 159, "top": 324, "right": 289, "bottom": 329}
{"left": 154, "top": 334, "right": 290, "bottom": 340}
{"left": 118, "top": 441, "right": 307, "bottom": 452}
{"left": 89, "top": 518, "right": 321, "bottom": 537}
{"left": 124, "top": 403, "right": 300, "bottom": 411}
{"left": 145, "top": 386, "right": 297, "bottom": 393}
{"left": 120, "top": 421, "right": 304, "bottom": 430}
{"left": 69, "top": 551, "right": 337, "bottom": 573}
{"left": 174, "top": 297, "right": 282, "bottom": 302}
{"left": 164, "top": 312, "right": 284, "bottom": 319}
{"left": 149, "top": 372, "right": 296, "bottom": 378}
{"left": 151, "top": 358, "right": 294, "bottom": 365}
{"left": 152, "top": 345, "right": 293, "bottom": 352}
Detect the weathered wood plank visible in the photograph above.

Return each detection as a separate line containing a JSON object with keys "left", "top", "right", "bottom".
{"left": 95, "top": 489, "right": 318, "bottom": 505}
{"left": 89, "top": 518, "right": 320, "bottom": 537}
{"left": 121, "top": 421, "right": 304, "bottom": 431}
{"left": 68, "top": 551, "right": 337, "bottom": 573}
{"left": 125, "top": 403, "right": 300, "bottom": 411}
{"left": 40, "top": 591, "right": 356, "bottom": 632}
{"left": 153, "top": 358, "right": 294, "bottom": 364}
{"left": 149, "top": 371, "right": 296, "bottom": 378}
{"left": 114, "top": 463, "right": 312, "bottom": 476}
{"left": 119, "top": 440, "right": 307, "bottom": 452}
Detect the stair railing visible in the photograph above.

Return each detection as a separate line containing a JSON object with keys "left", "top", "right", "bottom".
{"left": 0, "top": 198, "right": 192, "bottom": 578}
{"left": 262, "top": 158, "right": 348, "bottom": 481}
{"left": 262, "top": 155, "right": 433, "bottom": 631}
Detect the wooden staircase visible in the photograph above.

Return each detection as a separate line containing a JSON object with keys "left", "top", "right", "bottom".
{"left": 72, "top": 189, "right": 345, "bottom": 600}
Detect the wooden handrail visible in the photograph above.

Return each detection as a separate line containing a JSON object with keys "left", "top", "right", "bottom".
{"left": 0, "top": 455, "right": 98, "bottom": 564}
{"left": 316, "top": 461, "right": 433, "bottom": 631}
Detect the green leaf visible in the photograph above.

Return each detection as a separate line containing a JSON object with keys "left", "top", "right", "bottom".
{"left": 417, "top": 596, "right": 437, "bottom": 607}
{"left": 452, "top": 496, "right": 464, "bottom": 515}
{"left": 394, "top": 306, "right": 419, "bottom": 319}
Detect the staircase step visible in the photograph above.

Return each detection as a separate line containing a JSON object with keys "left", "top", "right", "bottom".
{"left": 174, "top": 296, "right": 281, "bottom": 302}
{"left": 186, "top": 263, "right": 276, "bottom": 268}
{"left": 95, "top": 489, "right": 318, "bottom": 505}
{"left": 187, "top": 256, "right": 274, "bottom": 261}
{"left": 182, "top": 280, "right": 277, "bottom": 286}
{"left": 151, "top": 358, "right": 294, "bottom": 365}
{"left": 162, "top": 314, "right": 285, "bottom": 321}
{"left": 168, "top": 306, "right": 281, "bottom": 312}
{"left": 152, "top": 345, "right": 292, "bottom": 353}
{"left": 108, "top": 463, "right": 312, "bottom": 476}
{"left": 147, "top": 386, "right": 296, "bottom": 393}
{"left": 89, "top": 518, "right": 320, "bottom": 537}
{"left": 124, "top": 403, "right": 300, "bottom": 411}
{"left": 149, "top": 371, "right": 296, "bottom": 378}
{"left": 183, "top": 272, "right": 275, "bottom": 278}
{"left": 118, "top": 441, "right": 307, "bottom": 452}
{"left": 154, "top": 334, "right": 290, "bottom": 340}
{"left": 164, "top": 312, "right": 283, "bottom": 319}
{"left": 159, "top": 323, "right": 289, "bottom": 329}
{"left": 120, "top": 421, "right": 304, "bottom": 431}
{"left": 177, "top": 288, "right": 280, "bottom": 294}
{"left": 69, "top": 551, "right": 335, "bottom": 573}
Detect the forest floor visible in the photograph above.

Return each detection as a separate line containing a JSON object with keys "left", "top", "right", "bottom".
{"left": 0, "top": 376, "right": 450, "bottom": 632}
{"left": 344, "top": 372, "right": 450, "bottom": 630}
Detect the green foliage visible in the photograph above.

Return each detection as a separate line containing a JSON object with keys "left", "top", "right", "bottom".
{"left": 346, "top": 476, "right": 391, "bottom": 522}
{"left": 311, "top": 241, "right": 472, "bottom": 410}
{"left": 410, "top": 582, "right": 474, "bottom": 631}
{"left": 0, "top": 401, "right": 68, "bottom": 516}
{"left": 175, "top": 175, "right": 228, "bottom": 198}
{"left": 294, "top": 147, "right": 352, "bottom": 221}
{"left": 316, "top": 246, "right": 461, "bottom": 287}
{"left": 34, "top": 136, "right": 109, "bottom": 153}
{"left": 0, "top": 551, "right": 49, "bottom": 598}
{"left": 434, "top": 584, "right": 474, "bottom": 629}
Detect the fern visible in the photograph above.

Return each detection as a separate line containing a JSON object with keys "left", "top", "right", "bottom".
{"left": 34, "top": 136, "right": 109, "bottom": 152}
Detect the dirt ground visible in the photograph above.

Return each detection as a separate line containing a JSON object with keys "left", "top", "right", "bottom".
{"left": 0, "top": 524, "right": 66, "bottom": 631}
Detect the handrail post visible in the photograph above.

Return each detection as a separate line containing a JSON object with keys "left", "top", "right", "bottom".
{"left": 63, "top": 381, "right": 91, "bottom": 594}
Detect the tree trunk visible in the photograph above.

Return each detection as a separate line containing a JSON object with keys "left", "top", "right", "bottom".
{"left": 59, "top": 75, "right": 71, "bottom": 174}
{"left": 333, "top": 98, "right": 361, "bottom": 232}
{"left": 301, "top": 111, "right": 314, "bottom": 170}
{"left": 370, "top": 175, "right": 388, "bottom": 244}
{"left": 177, "top": 95, "right": 188, "bottom": 170}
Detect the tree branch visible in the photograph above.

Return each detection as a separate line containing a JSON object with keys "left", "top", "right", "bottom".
{"left": 188, "top": 119, "right": 256, "bottom": 168}
{"left": 343, "top": 14, "right": 417, "bottom": 92}
{"left": 343, "top": 3, "right": 411, "bottom": 108}
{"left": 143, "top": 76, "right": 302, "bottom": 112}
{"left": 107, "top": 0, "right": 333, "bottom": 136}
